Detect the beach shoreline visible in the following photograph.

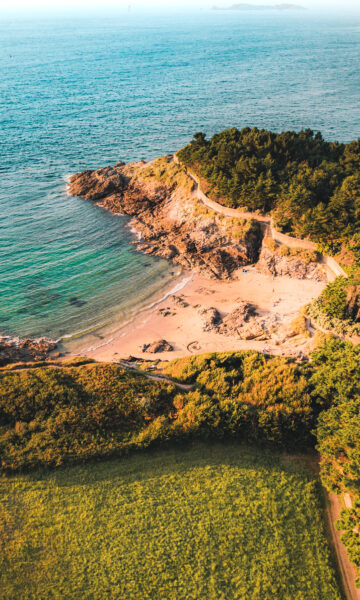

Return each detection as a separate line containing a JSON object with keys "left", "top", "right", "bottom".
{"left": 65, "top": 265, "right": 326, "bottom": 364}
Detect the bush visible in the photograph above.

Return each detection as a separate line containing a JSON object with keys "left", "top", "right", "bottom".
{"left": 0, "top": 352, "right": 319, "bottom": 473}
{"left": 289, "top": 314, "right": 310, "bottom": 337}
{"left": 306, "top": 276, "right": 360, "bottom": 336}
{"left": 264, "top": 237, "right": 278, "bottom": 251}
{"left": 311, "top": 337, "right": 360, "bottom": 587}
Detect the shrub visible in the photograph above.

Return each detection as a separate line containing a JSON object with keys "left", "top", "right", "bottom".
{"left": 289, "top": 314, "right": 310, "bottom": 337}
{"left": 264, "top": 237, "right": 278, "bottom": 251}
{"left": 0, "top": 352, "right": 319, "bottom": 472}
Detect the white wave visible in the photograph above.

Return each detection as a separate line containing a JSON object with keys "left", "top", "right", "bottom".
{"left": 127, "top": 220, "right": 142, "bottom": 241}
{"left": 147, "top": 273, "right": 193, "bottom": 309}
{"left": 68, "top": 272, "right": 192, "bottom": 355}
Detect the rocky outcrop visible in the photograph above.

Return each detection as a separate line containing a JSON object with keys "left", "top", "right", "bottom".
{"left": 69, "top": 166, "right": 127, "bottom": 201}
{"left": 257, "top": 246, "right": 326, "bottom": 281}
{"left": 0, "top": 336, "right": 57, "bottom": 366}
{"left": 69, "top": 158, "right": 327, "bottom": 283}
{"left": 169, "top": 295, "right": 189, "bottom": 308}
{"left": 219, "top": 303, "right": 271, "bottom": 340}
{"left": 218, "top": 302, "right": 256, "bottom": 336}
{"left": 69, "top": 158, "right": 263, "bottom": 280}
{"left": 346, "top": 284, "right": 360, "bottom": 322}
{"left": 142, "top": 339, "right": 173, "bottom": 353}
{"left": 238, "top": 320, "right": 269, "bottom": 340}
{"left": 195, "top": 302, "right": 273, "bottom": 340}
{"left": 198, "top": 307, "right": 222, "bottom": 331}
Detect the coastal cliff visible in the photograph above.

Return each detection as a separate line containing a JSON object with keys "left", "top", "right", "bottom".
{"left": 69, "top": 155, "right": 326, "bottom": 283}
{"left": 69, "top": 156, "right": 263, "bottom": 280}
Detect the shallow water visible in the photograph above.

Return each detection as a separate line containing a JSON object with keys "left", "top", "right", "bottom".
{"left": 1, "top": 11, "right": 360, "bottom": 343}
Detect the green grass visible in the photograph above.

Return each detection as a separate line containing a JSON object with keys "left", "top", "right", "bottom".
{"left": 0, "top": 443, "right": 342, "bottom": 600}
{"left": 140, "top": 155, "right": 194, "bottom": 193}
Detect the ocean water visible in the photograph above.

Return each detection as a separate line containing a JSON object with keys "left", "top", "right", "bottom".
{"left": 1, "top": 11, "right": 360, "bottom": 344}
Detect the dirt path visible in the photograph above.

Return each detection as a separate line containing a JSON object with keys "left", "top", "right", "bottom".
{"left": 118, "top": 361, "right": 194, "bottom": 391}
{"left": 174, "top": 153, "right": 347, "bottom": 280}
{"left": 325, "top": 493, "right": 360, "bottom": 600}
{"left": 141, "top": 373, "right": 193, "bottom": 391}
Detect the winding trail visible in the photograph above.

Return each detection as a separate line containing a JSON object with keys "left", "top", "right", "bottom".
{"left": 142, "top": 373, "right": 193, "bottom": 391}
{"left": 173, "top": 153, "right": 347, "bottom": 280}
{"left": 118, "top": 361, "right": 194, "bottom": 390}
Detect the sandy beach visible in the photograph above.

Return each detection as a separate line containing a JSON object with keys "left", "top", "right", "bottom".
{"left": 71, "top": 265, "right": 326, "bottom": 363}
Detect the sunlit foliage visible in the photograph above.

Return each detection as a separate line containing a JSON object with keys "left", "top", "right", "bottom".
{"left": 178, "top": 127, "right": 360, "bottom": 253}
{"left": 0, "top": 444, "right": 343, "bottom": 600}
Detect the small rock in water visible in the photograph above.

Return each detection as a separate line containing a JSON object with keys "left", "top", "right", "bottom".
{"left": 68, "top": 296, "right": 87, "bottom": 307}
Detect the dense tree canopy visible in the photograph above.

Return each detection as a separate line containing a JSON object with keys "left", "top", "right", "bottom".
{"left": 178, "top": 127, "right": 360, "bottom": 254}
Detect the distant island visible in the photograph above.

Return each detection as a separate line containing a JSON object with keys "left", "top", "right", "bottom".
{"left": 212, "top": 3, "right": 306, "bottom": 10}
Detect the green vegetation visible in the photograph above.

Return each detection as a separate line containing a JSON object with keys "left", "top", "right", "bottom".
{"left": 313, "top": 338, "right": 360, "bottom": 585}
{"left": 314, "top": 277, "right": 349, "bottom": 320}
{"left": 306, "top": 276, "right": 360, "bottom": 337}
{"left": 264, "top": 238, "right": 320, "bottom": 264}
{"left": 1, "top": 340, "right": 360, "bottom": 590}
{"left": 140, "top": 155, "right": 194, "bottom": 193}
{"left": 178, "top": 127, "right": 360, "bottom": 254}
{"left": 0, "top": 363, "right": 177, "bottom": 472}
{"left": 0, "top": 443, "right": 343, "bottom": 600}
{"left": 289, "top": 314, "right": 311, "bottom": 338}
{"left": 0, "top": 353, "right": 318, "bottom": 473}
{"left": 278, "top": 245, "right": 319, "bottom": 264}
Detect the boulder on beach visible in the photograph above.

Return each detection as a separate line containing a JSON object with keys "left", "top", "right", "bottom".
{"left": 198, "top": 306, "right": 222, "bottom": 332}
{"left": 218, "top": 302, "right": 256, "bottom": 336}
{"left": 142, "top": 339, "right": 174, "bottom": 353}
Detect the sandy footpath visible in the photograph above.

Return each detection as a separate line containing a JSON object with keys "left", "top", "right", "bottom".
{"left": 74, "top": 265, "right": 326, "bottom": 363}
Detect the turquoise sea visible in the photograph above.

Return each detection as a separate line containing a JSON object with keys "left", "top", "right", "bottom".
{"left": 1, "top": 11, "right": 360, "bottom": 346}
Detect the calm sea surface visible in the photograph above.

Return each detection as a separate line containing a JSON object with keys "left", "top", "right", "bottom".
{"left": 1, "top": 11, "right": 360, "bottom": 344}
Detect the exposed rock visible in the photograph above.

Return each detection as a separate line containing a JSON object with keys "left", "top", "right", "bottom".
{"left": 69, "top": 167, "right": 127, "bottom": 201}
{"left": 346, "top": 284, "right": 360, "bottom": 322}
{"left": 170, "top": 295, "right": 189, "bottom": 308}
{"left": 218, "top": 302, "right": 256, "bottom": 336}
{"left": 68, "top": 159, "right": 263, "bottom": 280}
{"left": 0, "top": 336, "right": 57, "bottom": 366}
{"left": 198, "top": 307, "right": 222, "bottom": 332}
{"left": 122, "top": 355, "right": 146, "bottom": 363}
{"left": 142, "top": 339, "right": 173, "bottom": 353}
{"left": 239, "top": 320, "right": 269, "bottom": 340}
{"left": 257, "top": 246, "right": 326, "bottom": 281}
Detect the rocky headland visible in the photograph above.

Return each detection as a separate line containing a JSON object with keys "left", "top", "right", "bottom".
{"left": 69, "top": 157, "right": 263, "bottom": 279}
{"left": 69, "top": 155, "right": 324, "bottom": 282}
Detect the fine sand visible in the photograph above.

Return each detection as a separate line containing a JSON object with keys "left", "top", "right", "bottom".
{"left": 72, "top": 265, "right": 326, "bottom": 363}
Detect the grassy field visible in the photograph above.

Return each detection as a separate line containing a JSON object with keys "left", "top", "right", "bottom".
{"left": 0, "top": 443, "right": 343, "bottom": 600}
